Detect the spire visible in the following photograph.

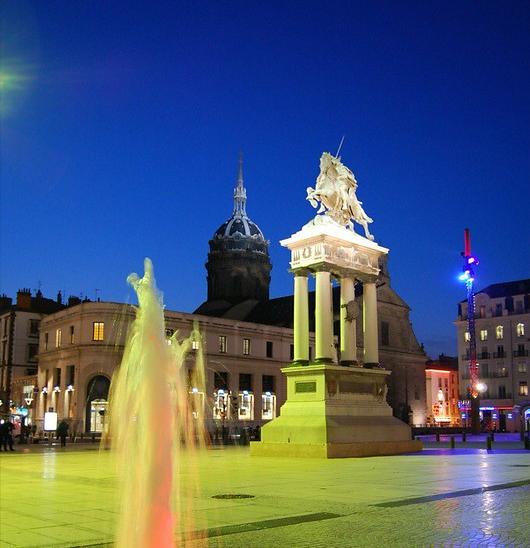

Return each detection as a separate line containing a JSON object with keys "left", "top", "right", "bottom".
{"left": 233, "top": 151, "right": 247, "bottom": 217}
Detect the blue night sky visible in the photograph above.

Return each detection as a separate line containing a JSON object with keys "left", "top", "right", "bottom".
{"left": 1, "top": 1, "right": 529, "bottom": 358}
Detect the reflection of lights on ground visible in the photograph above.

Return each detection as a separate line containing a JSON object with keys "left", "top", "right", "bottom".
{"left": 42, "top": 452, "right": 57, "bottom": 481}
{"left": 481, "top": 491, "right": 495, "bottom": 536}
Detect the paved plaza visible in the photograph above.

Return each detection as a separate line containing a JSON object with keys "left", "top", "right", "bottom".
{"left": 1, "top": 445, "right": 529, "bottom": 547}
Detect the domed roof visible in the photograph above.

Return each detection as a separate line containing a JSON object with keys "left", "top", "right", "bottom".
{"left": 214, "top": 216, "right": 265, "bottom": 240}
{"left": 212, "top": 156, "right": 267, "bottom": 245}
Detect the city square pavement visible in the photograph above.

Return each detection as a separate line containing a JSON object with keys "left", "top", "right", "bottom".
{"left": 1, "top": 445, "right": 529, "bottom": 547}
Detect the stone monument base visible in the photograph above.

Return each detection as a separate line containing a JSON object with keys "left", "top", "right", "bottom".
{"left": 250, "top": 364, "right": 422, "bottom": 458}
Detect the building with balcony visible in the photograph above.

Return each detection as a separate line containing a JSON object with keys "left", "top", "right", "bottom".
{"left": 456, "top": 278, "right": 530, "bottom": 432}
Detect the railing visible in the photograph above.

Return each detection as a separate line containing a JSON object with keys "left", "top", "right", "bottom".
{"left": 492, "top": 352, "right": 506, "bottom": 359}
{"left": 479, "top": 352, "right": 490, "bottom": 359}
{"left": 481, "top": 393, "right": 513, "bottom": 400}
{"left": 490, "top": 370, "right": 509, "bottom": 378}
{"left": 513, "top": 350, "right": 529, "bottom": 357}
{"left": 461, "top": 371, "right": 509, "bottom": 379}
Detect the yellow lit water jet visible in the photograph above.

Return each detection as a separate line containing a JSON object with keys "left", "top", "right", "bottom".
{"left": 105, "top": 258, "right": 206, "bottom": 547}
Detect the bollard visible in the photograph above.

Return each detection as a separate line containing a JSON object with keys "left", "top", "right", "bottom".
{"left": 486, "top": 435, "right": 492, "bottom": 450}
{"left": 462, "top": 432, "right": 466, "bottom": 443}
{"left": 491, "top": 431, "right": 495, "bottom": 442}
{"left": 450, "top": 436, "right": 455, "bottom": 449}
{"left": 436, "top": 433, "right": 440, "bottom": 442}
{"left": 525, "top": 437, "right": 530, "bottom": 451}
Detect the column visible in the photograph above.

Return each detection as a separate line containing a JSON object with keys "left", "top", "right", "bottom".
{"left": 229, "top": 372, "right": 239, "bottom": 421}
{"left": 254, "top": 374, "right": 263, "bottom": 422}
{"left": 340, "top": 277, "right": 357, "bottom": 365}
{"left": 293, "top": 272, "right": 309, "bottom": 365}
{"left": 363, "top": 280, "right": 379, "bottom": 368}
{"left": 315, "top": 270, "right": 333, "bottom": 363}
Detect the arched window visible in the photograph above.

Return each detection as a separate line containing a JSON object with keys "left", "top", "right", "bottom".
{"left": 85, "top": 375, "right": 110, "bottom": 433}
{"left": 496, "top": 326, "right": 504, "bottom": 340}
{"left": 517, "top": 323, "right": 525, "bottom": 337}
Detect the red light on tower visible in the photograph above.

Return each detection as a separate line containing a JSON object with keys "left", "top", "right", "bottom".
{"left": 464, "top": 228, "right": 471, "bottom": 257}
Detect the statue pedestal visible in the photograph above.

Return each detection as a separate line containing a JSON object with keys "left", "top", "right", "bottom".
{"left": 250, "top": 365, "right": 422, "bottom": 458}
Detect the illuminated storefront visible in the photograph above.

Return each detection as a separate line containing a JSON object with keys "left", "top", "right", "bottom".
{"left": 238, "top": 391, "right": 254, "bottom": 420}
{"left": 262, "top": 392, "right": 276, "bottom": 420}
{"left": 425, "top": 358, "right": 460, "bottom": 426}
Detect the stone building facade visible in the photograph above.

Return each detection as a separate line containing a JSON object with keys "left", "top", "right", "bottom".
{"left": 456, "top": 278, "right": 530, "bottom": 432}
{"left": 31, "top": 158, "right": 427, "bottom": 433}
{"left": 0, "top": 289, "right": 64, "bottom": 420}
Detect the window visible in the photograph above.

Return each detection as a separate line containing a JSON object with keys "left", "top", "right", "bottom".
{"left": 479, "top": 305, "right": 486, "bottom": 318}
{"left": 214, "top": 371, "right": 228, "bottom": 390}
{"left": 381, "top": 321, "right": 390, "bottom": 346}
{"left": 27, "top": 344, "right": 38, "bottom": 361}
{"left": 495, "top": 303, "right": 503, "bottom": 317}
{"left": 243, "top": 338, "right": 251, "bottom": 356}
{"left": 93, "top": 322, "right": 105, "bottom": 341}
{"left": 464, "top": 332, "right": 471, "bottom": 342}
{"left": 70, "top": 325, "right": 75, "bottom": 344}
{"left": 66, "top": 365, "right": 75, "bottom": 386}
{"left": 518, "top": 363, "right": 527, "bottom": 374}
{"left": 29, "top": 319, "right": 40, "bottom": 337}
{"left": 262, "top": 375, "right": 275, "bottom": 393}
{"left": 496, "top": 326, "right": 503, "bottom": 340}
{"left": 44, "top": 332, "right": 49, "bottom": 350}
{"left": 480, "top": 329, "right": 488, "bottom": 341}
{"left": 289, "top": 344, "right": 294, "bottom": 360}
{"left": 515, "top": 300, "right": 524, "bottom": 314}
{"left": 498, "top": 385, "right": 506, "bottom": 398}
{"left": 266, "top": 341, "right": 273, "bottom": 358}
{"left": 517, "top": 323, "right": 525, "bottom": 337}
{"left": 218, "top": 335, "right": 227, "bottom": 353}
{"left": 519, "top": 381, "right": 528, "bottom": 397}
{"left": 55, "top": 329, "right": 62, "bottom": 347}
{"left": 191, "top": 339, "right": 200, "bottom": 350}
{"left": 496, "top": 345, "right": 505, "bottom": 358}
{"left": 3, "top": 317, "right": 8, "bottom": 336}
{"left": 54, "top": 367, "right": 61, "bottom": 388}
{"left": 239, "top": 373, "right": 252, "bottom": 392}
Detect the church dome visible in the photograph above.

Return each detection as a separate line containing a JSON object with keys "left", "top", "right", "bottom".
{"left": 203, "top": 155, "right": 272, "bottom": 305}
{"left": 214, "top": 217, "right": 265, "bottom": 240}
{"left": 210, "top": 156, "right": 268, "bottom": 254}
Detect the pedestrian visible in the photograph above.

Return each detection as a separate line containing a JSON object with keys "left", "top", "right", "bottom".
{"left": 0, "top": 419, "right": 15, "bottom": 451}
{"left": 56, "top": 420, "right": 69, "bottom": 447}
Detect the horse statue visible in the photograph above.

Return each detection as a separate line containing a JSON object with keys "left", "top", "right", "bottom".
{"left": 306, "top": 152, "right": 374, "bottom": 240}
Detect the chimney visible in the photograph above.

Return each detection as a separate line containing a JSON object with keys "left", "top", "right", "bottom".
{"left": 68, "top": 296, "right": 81, "bottom": 307}
{"left": 57, "top": 290, "right": 63, "bottom": 305}
{"left": 16, "top": 288, "right": 32, "bottom": 310}
{"left": 0, "top": 294, "right": 13, "bottom": 309}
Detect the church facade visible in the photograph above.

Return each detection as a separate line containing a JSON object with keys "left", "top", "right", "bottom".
{"left": 32, "top": 158, "right": 427, "bottom": 435}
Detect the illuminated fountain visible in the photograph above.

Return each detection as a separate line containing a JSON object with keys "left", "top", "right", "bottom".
{"left": 105, "top": 258, "right": 206, "bottom": 547}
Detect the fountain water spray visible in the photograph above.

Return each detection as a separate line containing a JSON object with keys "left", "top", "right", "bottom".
{"left": 105, "top": 258, "right": 207, "bottom": 547}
